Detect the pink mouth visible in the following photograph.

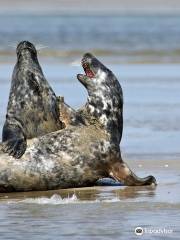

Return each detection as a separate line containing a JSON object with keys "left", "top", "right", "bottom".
{"left": 82, "top": 62, "right": 95, "bottom": 78}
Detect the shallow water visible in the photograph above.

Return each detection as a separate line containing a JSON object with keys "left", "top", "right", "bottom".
{"left": 0, "top": 14, "right": 180, "bottom": 239}
{"left": 0, "top": 14, "right": 180, "bottom": 64}
{"left": 1, "top": 63, "right": 180, "bottom": 160}
{"left": 0, "top": 165, "right": 179, "bottom": 239}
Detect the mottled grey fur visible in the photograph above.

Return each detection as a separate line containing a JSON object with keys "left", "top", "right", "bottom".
{"left": 0, "top": 53, "right": 156, "bottom": 192}
{"left": 2, "top": 41, "right": 63, "bottom": 158}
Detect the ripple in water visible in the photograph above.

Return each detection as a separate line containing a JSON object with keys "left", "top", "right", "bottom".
{"left": 8, "top": 194, "right": 121, "bottom": 205}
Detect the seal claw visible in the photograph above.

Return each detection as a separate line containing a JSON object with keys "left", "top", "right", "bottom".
{"left": 2, "top": 138, "right": 27, "bottom": 159}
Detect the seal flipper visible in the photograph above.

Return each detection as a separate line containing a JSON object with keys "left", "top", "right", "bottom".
{"left": 2, "top": 121, "right": 27, "bottom": 159}
{"left": 58, "top": 96, "right": 85, "bottom": 127}
{"left": 109, "top": 161, "right": 157, "bottom": 186}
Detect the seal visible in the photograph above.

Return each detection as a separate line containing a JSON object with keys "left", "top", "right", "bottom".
{"left": 0, "top": 53, "right": 156, "bottom": 192}
{"left": 58, "top": 96, "right": 85, "bottom": 128}
{"left": 2, "top": 41, "right": 63, "bottom": 159}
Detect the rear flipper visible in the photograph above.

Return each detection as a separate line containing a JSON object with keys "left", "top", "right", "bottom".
{"left": 109, "top": 161, "right": 157, "bottom": 186}
{"left": 2, "top": 121, "right": 27, "bottom": 159}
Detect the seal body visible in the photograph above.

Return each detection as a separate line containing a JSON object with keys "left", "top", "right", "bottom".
{"left": 0, "top": 125, "right": 112, "bottom": 192}
{"left": 0, "top": 53, "right": 156, "bottom": 192}
{"left": 2, "top": 41, "right": 63, "bottom": 158}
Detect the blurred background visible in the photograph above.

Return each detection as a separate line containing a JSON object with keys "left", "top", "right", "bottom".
{"left": 0, "top": 0, "right": 180, "bottom": 160}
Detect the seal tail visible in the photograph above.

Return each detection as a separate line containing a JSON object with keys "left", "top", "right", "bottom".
{"left": 109, "top": 161, "right": 157, "bottom": 186}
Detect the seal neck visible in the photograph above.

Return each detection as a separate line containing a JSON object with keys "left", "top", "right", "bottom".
{"left": 86, "top": 95, "right": 123, "bottom": 144}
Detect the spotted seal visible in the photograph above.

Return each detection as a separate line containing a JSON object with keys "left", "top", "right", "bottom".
{"left": 0, "top": 53, "right": 156, "bottom": 192}
{"left": 2, "top": 41, "right": 63, "bottom": 159}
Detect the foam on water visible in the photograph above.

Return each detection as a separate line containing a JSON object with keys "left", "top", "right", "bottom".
{"left": 8, "top": 194, "right": 180, "bottom": 207}
{"left": 18, "top": 194, "right": 78, "bottom": 205}
{"left": 9, "top": 194, "right": 121, "bottom": 205}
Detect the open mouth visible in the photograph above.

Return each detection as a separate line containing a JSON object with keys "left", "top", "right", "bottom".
{"left": 81, "top": 58, "right": 95, "bottom": 78}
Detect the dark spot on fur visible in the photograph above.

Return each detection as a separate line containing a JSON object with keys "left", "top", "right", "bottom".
{"left": 20, "top": 101, "right": 26, "bottom": 108}
{"left": 28, "top": 72, "right": 41, "bottom": 95}
{"left": 103, "top": 109, "right": 111, "bottom": 117}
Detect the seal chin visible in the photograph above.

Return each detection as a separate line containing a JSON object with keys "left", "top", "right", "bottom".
{"left": 16, "top": 41, "right": 37, "bottom": 56}
{"left": 77, "top": 73, "right": 84, "bottom": 82}
{"left": 76, "top": 73, "right": 90, "bottom": 88}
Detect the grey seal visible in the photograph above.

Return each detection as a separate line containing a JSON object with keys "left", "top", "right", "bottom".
{"left": 2, "top": 41, "right": 63, "bottom": 159}
{"left": 0, "top": 53, "right": 156, "bottom": 192}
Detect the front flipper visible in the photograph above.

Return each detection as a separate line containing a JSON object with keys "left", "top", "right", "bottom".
{"left": 2, "top": 121, "right": 27, "bottom": 159}
{"left": 109, "top": 161, "right": 157, "bottom": 186}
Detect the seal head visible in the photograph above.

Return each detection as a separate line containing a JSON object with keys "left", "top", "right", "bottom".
{"left": 77, "top": 53, "right": 123, "bottom": 144}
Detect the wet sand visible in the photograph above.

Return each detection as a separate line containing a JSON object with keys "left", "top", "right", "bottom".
{"left": 0, "top": 159, "right": 179, "bottom": 239}
{"left": 0, "top": 158, "right": 179, "bottom": 202}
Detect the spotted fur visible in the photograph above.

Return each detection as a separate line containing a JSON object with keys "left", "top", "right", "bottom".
{"left": 77, "top": 53, "right": 123, "bottom": 144}
{"left": 0, "top": 53, "right": 156, "bottom": 192}
{"left": 2, "top": 41, "right": 63, "bottom": 158}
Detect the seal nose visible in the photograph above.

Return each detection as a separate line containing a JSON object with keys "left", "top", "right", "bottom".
{"left": 83, "top": 53, "right": 94, "bottom": 62}
{"left": 16, "top": 41, "right": 36, "bottom": 55}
